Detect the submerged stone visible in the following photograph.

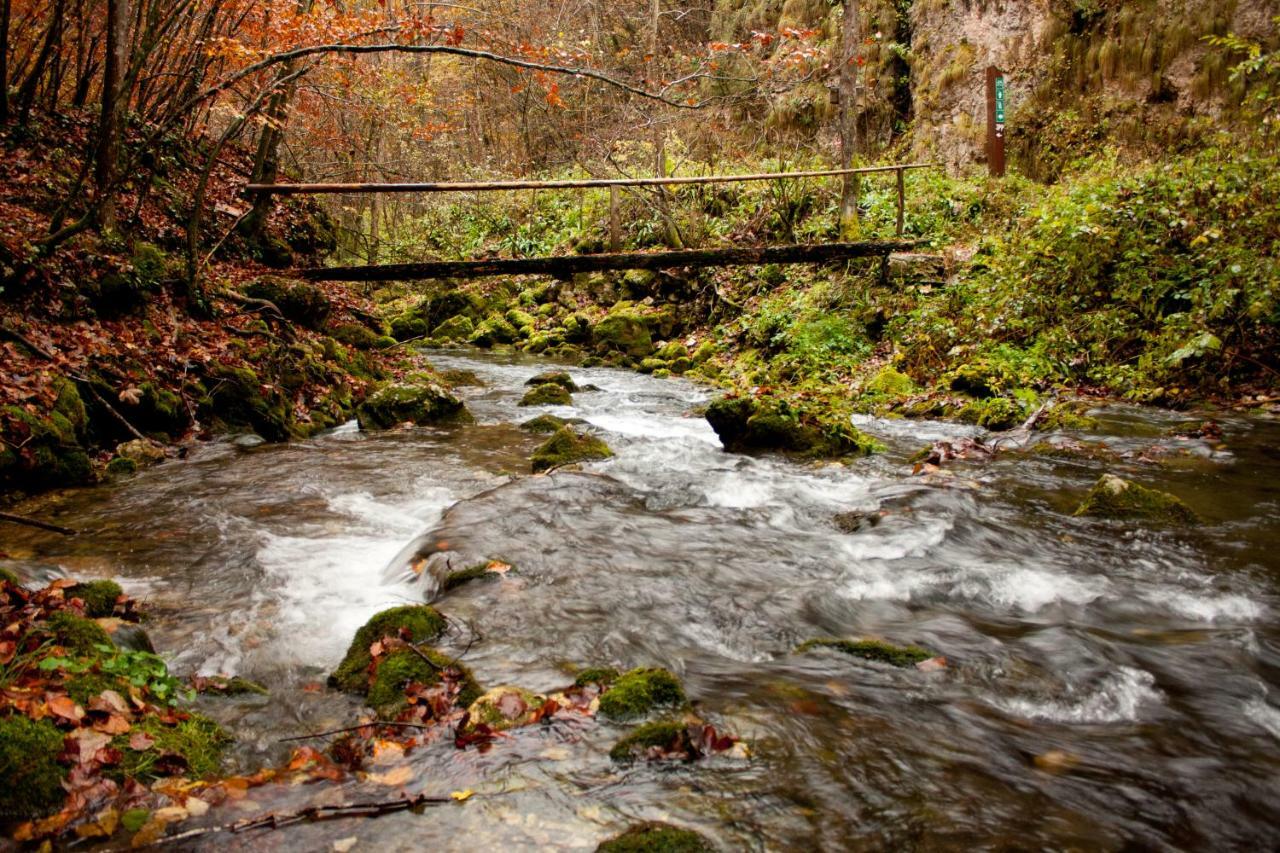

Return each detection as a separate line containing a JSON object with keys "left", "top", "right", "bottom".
{"left": 797, "top": 637, "right": 934, "bottom": 668}
{"left": 464, "top": 685, "right": 545, "bottom": 731}
{"left": 519, "top": 383, "right": 573, "bottom": 407}
{"left": 441, "top": 562, "right": 505, "bottom": 592}
{"left": 329, "top": 605, "right": 448, "bottom": 693}
{"left": 608, "top": 720, "right": 688, "bottom": 763}
{"left": 530, "top": 426, "right": 613, "bottom": 473}
{"left": 596, "top": 823, "right": 714, "bottom": 853}
{"left": 597, "top": 666, "right": 685, "bottom": 720}
{"left": 1073, "top": 474, "right": 1198, "bottom": 524}
{"left": 520, "top": 413, "right": 574, "bottom": 434}
{"left": 356, "top": 380, "right": 470, "bottom": 430}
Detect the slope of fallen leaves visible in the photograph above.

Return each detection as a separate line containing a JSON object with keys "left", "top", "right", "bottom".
{"left": 0, "top": 109, "right": 400, "bottom": 501}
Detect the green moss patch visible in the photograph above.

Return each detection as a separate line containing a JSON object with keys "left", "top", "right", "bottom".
{"left": 797, "top": 638, "right": 934, "bottom": 668}
{"left": 1074, "top": 474, "right": 1199, "bottom": 524}
{"left": 597, "top": 667, "right": 686, "bottom": 721}
{"left": 519, "top": 383, "right": 573, "bottom": 407}
{"left": 593, "top": 311, "right": 654, "bottom": 358}
{"left": 705, "top": 395, "right": 879, "bottom": 458}
{"left": 356, "top": 380, "right": 470, "bottom": 430}
{"left": 530, "top": 426, "right": 613, "bottom": 473}
{"left": 366, "top": 648, "right": 482, "bottom": 718}
{"left": 597, "top": 822, "right": 714, "bottom": 853}
{"left": 573, "top": 666, "right": 621, "bottom": 687}
{"left": 608, "top": 720, "right": 688, "bottom": 762}
{"left": 243, "top": 276, "right": 331, "bottom": 330}
{"left": 114, "top": 713, "right": 229, "bottom": 781}
{"left": 525, "top": 371, "right": 578, "bottom": 391}
{"left": 67, "top": 580, "right": 123, "bottom": 618}
{"left": 441, "top": 563, "right": 504, "bottom": 592}
{"left": 0, "top": 716, "right": 68, "bottom": 822}
{"left": 520, "top": 413, "right": 573, "bottom": 433}
{"left": 46, "top": 610, "right": 113, "bottom": 655}
{"left": 329, "top": 605, "right": 449, "bottom": 693}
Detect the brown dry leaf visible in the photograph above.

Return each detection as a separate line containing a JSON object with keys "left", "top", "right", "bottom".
{"left": 89, "top": 689, "right": 130, "bottom": 715}
{"left": 48, "top": 694, "right": 84, "bottom": 723}
{"left": 68, "top": 729, "right": 112, "bottom": 763}
{"left": 92, "top": 713, "right": 132, "bottom": 735}
{"left": 184, "top": 796, "right": 210, "bottom": 817}
{"left": 152, "top": 805, "right": 189, "bottom": 823}
{"left": 410, "top": 558, "right": 427, "bottom": 576}
{"left": 118, "top": 387, "right": 143, "bottom": 405}
{"left": 367, "top": 765, "right": 414, "bottom": 787}
{"left": 915, "top": 656, "right": 948, "bottom": 672}
{"left": 333, "top": 838, "right": 359, "bottom": 853}
{"left": 369, "top": 739, "right": 406, "bottom": 765}
{"left": 484, "top": 560, "right": 511, "bottom": 575}
{"left": 74, "top": 807, "right": 119, "bottom": 839}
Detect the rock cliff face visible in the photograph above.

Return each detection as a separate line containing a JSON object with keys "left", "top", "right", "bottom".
{"left": 906, "top": 0, "right": 1278, "bottom": 175}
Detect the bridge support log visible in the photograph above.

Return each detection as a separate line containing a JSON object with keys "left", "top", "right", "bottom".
{"left": 295, "top": 241, "right": 915, "bottom": 282}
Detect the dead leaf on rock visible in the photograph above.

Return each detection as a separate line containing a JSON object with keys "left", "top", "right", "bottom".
{"left": 367, "top": 765, "right": 414, "bottom": 787}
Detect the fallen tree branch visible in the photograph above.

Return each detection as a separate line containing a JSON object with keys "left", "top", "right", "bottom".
{"left": 75, "top": 379, "right": 148, "bottom": 443}
{"left": 0, "top": 510, "right": 77, "bottom": 536}
{"left": 150, "top": 792, "right": 458, "bottom": 845}
{"left": 279, "top": 721, "right": 435, "bottom": 742}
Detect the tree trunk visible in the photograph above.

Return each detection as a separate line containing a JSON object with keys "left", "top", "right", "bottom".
{"left": 95, "top": 0, "right": 129, "bottom": 231}
{"left": 838, "top": 0, "right": 862, "bottom": 238}
{"left": 239, "top": 78, "right": 294, "bottom": 243}
{"left": 650, "top": 0, "right": 683, "bottom": 248}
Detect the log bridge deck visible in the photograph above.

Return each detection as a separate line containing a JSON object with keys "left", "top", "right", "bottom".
{"left": 246, "top": 163, "right": 932, "bottom": 283}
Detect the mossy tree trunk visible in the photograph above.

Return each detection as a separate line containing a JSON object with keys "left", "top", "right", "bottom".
{"left": 838, "top": 0, "right": 862, "bottom": 239}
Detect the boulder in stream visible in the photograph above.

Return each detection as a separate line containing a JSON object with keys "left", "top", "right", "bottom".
{"left": 705, "top": 394, "right": 879, "bottom": 458}
{"left": 356, "top": 378, "right": 471, "bottom": 430}
{"left": 66, "top": 579, "right": 123, "bottom": 617}
{"left": 595, "top": 822, "right": 714, "bottom": 853}
{"left": 520, "top": 383, "right": 573, "bottom": 406}
{"left": 1073, "top": 474, "right": 1198, "bottom": 524}
{"left": 329, "top": 605, "right": 448, "bottom": 693}
{"left": 530, "top": 426, "right": 613, "bottom": 472}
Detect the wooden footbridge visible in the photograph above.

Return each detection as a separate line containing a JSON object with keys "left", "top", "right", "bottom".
{"left": 245, "top": 163, "right": 932, "bottom": 282}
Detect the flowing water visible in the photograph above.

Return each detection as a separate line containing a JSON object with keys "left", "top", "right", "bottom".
{"left": 3, "top": 349, "right": 1279, "bottom": 850}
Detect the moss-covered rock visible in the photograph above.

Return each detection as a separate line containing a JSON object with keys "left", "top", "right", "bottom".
{"left": 958, "top": 396, "right": 1025, "bottom": 431}
{"left": 441, "top": 562, "right": 503, "bottom": 592}
{"left": 592, "top": 311, "right": 654, "bottom": 358}
{"left": 520, "top": 414, "right": 572, "bottom": 434}
{"left": 126, "top": 383, "right": 187, "bottom": 435}
{"left": 656, "top": 341, "right": 689, "bottom": 361}
{"left": 608, "top": 720, "right": 688, "bottom": 762}
{"left": 563, "top": 313, "right": 591, "bottom": 343}
{"left": 865, "top": 366, "right": 918, "bottom": 396}
{"left": 366, "top": 648, "right": 482, "bottom": 718}
{"left": 0, "top": 567, "right": 22, "bottom": 586}
{"left": 1035, "top": 402, "right": 1099, "bottom": 431}
{"left": 65, "top": 671, "right": 133, "bottom": 705}
{"left": 201, "top": 363, "right": 297, "bottom": 441}
{"left": 573, "top": 666, "right": 621, "bottom": 687}
{"left": 356, "top": 380, "right": 470, "bottom": 430}
{"left": 469, "top": 314, "right": 520, "bottom": 347}
{"left": 67, "top": 579, "right": 123, "bottom": 618}
{"left": 530, "top": 426, "right": 613, "bottom": 473}
{"left": 637, "top": 358, "right": 667, "bottom": 374}
{"left": 1073, "top": 474, "right": 1198, "bottom": 524}
{"left": 596, "top": 823, "right": 714, "bottom": 852}
{"left": 597, "top": 667, "right": 685, "bottom": 720}
{"left": 389, "top": 313, "right": 429, "bottom": 341}
{"left": 519, "top": 383, "right": 573, "bottom": 407}
{"left": 506, "top": 308, "right": 538, "bottom": 334}
{"left": 797, "top": 638, "right": 934, "bottom": 668}
{"left": 331, "top": 323, "right": 383, "bottom": 350}
{"left": 463, "top": 686, "right": 545, "bottom": 731}
{"left": 669, "top": 357, "right": 694, "bottom": 375}
{"left": 691, "top": 342, "right": 718, "bottom": 363}
{"left": 525, "top": 371, "right": 578, "bottom": 391}
{"left": 46, "top": 610, "right": 113, "bottom": 655}
{"left": 243, "top": 276, "right": 331, "bottom": 330}
{"left": 329, "top": 605, "right": 449, "bottom": 693}
{"left": 115, "top": 438, "right": 165, "bottom": 468}
{"left": 440, "top": 368, "right": 482, "bottom": 387}
{"left": 0, "top": 716, "right": 67, "bottom": 822}
{"left": 432, "top": 315, "right": 475, "bottom": 341}
{"left": 114, "top": 713, "right": 229, "bottom": 781}
{"left": 705, "top": 395, "right": 879, "bottom": 458}
{"left": 0, "top": 404, "right": 93, "bottom": 489}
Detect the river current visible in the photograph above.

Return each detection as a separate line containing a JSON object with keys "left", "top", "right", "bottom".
{"left": 3, "top": 348, "right": 1278, "bottom": 850}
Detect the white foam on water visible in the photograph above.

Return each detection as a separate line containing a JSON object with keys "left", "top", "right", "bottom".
{"left": 584, "top": 412, "right": 720, "bottom": 445}
{"left": 1154, "top": 590, "right": 1265, "bottom": 622}
{"left": 956, "top": 565, "right": 1107, "bottom": 612}
{"left": 1244, "top": 696, "right": 1280, "bottom": 741}
{"left": 996, "top": 666, "right": 1164, "bottom": 724}
{"left": 250, "top": 488, "right": 457, "bottom": 668}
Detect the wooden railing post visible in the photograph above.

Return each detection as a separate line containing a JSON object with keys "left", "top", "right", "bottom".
{"left": 895, "top": 166, "right": 906, "bottom": 237}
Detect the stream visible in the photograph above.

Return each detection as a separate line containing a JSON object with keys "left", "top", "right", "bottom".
{"left": 3, "top": 348, "right": 1279, "bottom": 850}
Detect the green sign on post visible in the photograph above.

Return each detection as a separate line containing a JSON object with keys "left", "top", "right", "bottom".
{"left": 986, "top": 66, "right": 1006, "bottom": 177}
{"left": 995, "top": 76, "right": 1006, "bottom": 126}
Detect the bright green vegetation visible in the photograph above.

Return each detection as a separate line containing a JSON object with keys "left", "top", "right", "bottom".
{"left": 1074, "top": 474, "right": 1199, "bottom": 524}
{"left": 597, "top": 667, "right": 686, "bottom": 721}
{"left": 596, "top": 822, "right": 714, "bottom": 853}
{"left": 366, "top": 648, "right": 482, "bottom": 718}
{"left": 608, "top": 720, "right": 687, "bottom": 762}
{"left": 519, "top": 383, "right": 573, "bottom": 406}
{"left": 329, "top": 605, "right": 448, "bottom": 693}
{"left": 113, "top": 714, "right": 230, "bottom": 781}
{"left": 530, "top": 426, "right": 614, "bottom": 473}
{"left": 67, "top": 580, "right": 123, "bottom": 617}
{"left": 797, "top": 638, "right": 934, "bottom": 668}
{"left": 0, "top": 716, "right": 68, "bottom": 821}
{"left": 42, "top": 645, "right": 190, "bottom": 706}
{"left": 356, "top": 378, "right": 471, "bottom": 429}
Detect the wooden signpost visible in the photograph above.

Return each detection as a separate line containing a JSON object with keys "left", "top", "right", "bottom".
{"left": 986, "top": 66, "right": 1006, "bottom": 178}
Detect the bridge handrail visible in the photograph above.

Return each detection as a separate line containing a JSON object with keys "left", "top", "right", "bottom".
{"left": 245, "top": 163, "right": 936, "bottom": 195}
